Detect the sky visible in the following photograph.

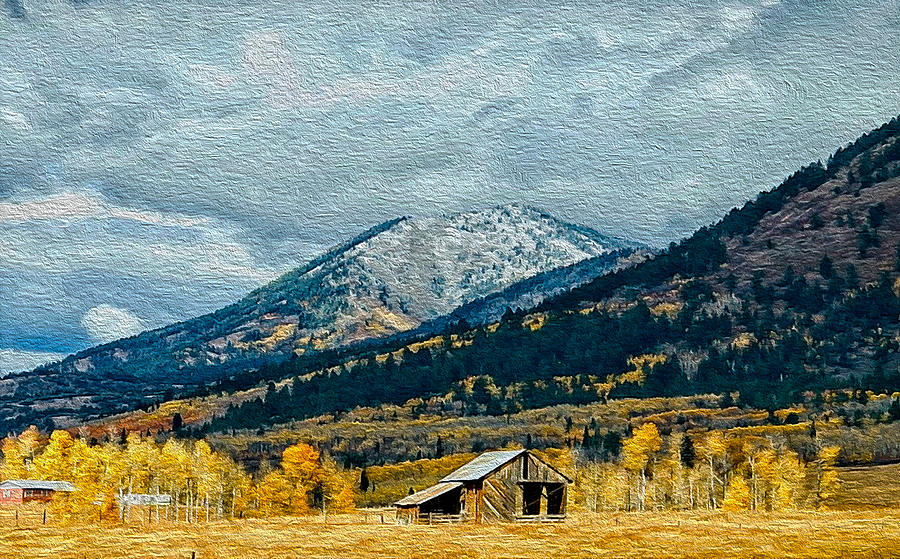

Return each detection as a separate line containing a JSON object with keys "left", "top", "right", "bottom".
{"left": 1, "top": 0, "right": 899, "bottom": 371}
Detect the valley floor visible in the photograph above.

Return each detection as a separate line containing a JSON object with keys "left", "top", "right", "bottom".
{"left": 0, "top": 509, "right": 897, "bottom": 559}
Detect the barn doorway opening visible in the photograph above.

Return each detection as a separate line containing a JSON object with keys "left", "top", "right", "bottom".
{"left": 522, "top": 483, "right": 542, "bottom": 516}
{"left": 546, "top": 484, "right": 565, "bottom": 515}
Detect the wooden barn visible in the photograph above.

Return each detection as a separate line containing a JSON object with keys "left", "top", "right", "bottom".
{"left": 394, "top": 449, "right": 570, "bottom": 524}
{"left": 0, "top": 480, "right": 76, "bottom": 505}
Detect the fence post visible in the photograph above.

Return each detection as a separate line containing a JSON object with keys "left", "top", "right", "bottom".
{"left": 15, "top": 509, "right": 18, "bottom": 527}
{"left": 43, "top": 509, "right": 46, "bottom": 525}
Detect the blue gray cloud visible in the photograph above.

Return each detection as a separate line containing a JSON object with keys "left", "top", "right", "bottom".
{"left": 1, "top": 0, "right": 899, "bottom": 369}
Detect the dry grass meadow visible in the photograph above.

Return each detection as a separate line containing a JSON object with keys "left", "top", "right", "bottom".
{"left": 1, "top": 463, "right": 898, "bottom": 559}
{"left": 0, "top": 510, "right": 898, "bottom": 559}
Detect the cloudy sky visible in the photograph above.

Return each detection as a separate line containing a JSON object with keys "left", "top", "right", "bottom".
{"left": 1, "top": 0, "right": 898, "bottom": 371}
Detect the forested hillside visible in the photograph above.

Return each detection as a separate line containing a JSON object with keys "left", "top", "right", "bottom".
{"left": 195, "top": 115, "right": 900, "bottom": 435}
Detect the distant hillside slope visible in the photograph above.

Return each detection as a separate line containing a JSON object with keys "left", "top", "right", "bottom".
{"left": 0, "top": 204, "right": 639, "bottom": 430}
{"left": 560, "top": 116, "right": 900, "bottom": 307}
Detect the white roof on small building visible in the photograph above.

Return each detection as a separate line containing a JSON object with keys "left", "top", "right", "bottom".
{"left": 0, "top": 479, "right": 76, "bottom": 492}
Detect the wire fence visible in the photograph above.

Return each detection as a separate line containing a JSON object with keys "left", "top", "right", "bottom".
{"left": 0, "top": 506, "right": 399, "bottom": 528}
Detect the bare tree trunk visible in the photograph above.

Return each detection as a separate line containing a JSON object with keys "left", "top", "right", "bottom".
{"left": 750, "top": 458, "right": 757, "bottom": 511}
{"left": 639, "top": 469, "right": 647, "bottom": 512}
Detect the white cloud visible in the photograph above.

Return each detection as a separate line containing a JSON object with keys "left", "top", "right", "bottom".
{"left": 0, "top": 187, "right": 278, "bottom": 298}
{"left": 0, "top": 348, "right": 67, "bottom": 375}
{"left": 80, "top": 305, "right": 148, "bottom": 344}
{"left": 0, "top": 108, "right": 30, "bottom": 131}
{"left": 0, "top": 191, "right": 209, "bottom": 227}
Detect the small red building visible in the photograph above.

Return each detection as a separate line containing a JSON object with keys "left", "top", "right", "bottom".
{"left": 0, "top": 480, "right": 76, "bottom": 504}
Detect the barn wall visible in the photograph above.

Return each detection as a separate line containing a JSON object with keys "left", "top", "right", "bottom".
{"left": 482, "top": 453, "right": 569, "bottom": 520}
{"left": 463, "top": 484, "right": 478, "bottom": 521}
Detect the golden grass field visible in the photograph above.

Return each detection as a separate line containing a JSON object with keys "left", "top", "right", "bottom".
{"left": 0, "top": 510, "right": 898, "bottom": 559}
{"left": 0, "top": 463, "right": 897, "bottom": 559}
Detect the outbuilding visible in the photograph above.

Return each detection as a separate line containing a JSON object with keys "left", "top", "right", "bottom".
{"left": 395, "top": 449, "right": 570, "bottom": 524}
{"left": 0, "top": 480, "right": 76, "bottom": 504}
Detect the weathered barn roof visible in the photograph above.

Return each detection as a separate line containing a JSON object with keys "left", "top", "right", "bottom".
{"left": 0, "top": 479, "right": 76, "bottom": 492}
{"left": 394, "top": 481, "right": 463, "bottom": 507}
{"left": 441, "top": 449, "right": 526, "bottom": 482}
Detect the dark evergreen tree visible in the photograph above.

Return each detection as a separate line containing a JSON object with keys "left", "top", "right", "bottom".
{"left": 359, "top": 468, "right": 370, "bottom": 493}
{"left": 602, "top": 431, "right": 622, "bottom": 461}
{"left": 172, "top": 412, "right": 184, "bottom": 432}
{"left": 819, "top": 255, "right": 834, "bottom": 279}
{"left": 679, "top": 435, "right": 696, "bottom": 469}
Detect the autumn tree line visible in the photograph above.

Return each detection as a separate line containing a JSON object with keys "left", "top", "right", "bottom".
{"left": 579, "top": 423, "right": 841, "bottom": 512}
{"left": 0, "top": 428, "right": 354, "bottom": 522}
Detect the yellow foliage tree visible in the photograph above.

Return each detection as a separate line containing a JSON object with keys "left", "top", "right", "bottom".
{"left": 622, "top": 423, "right": 662, "bottom": 511}
{"left": 18, "top": 425, "right": 45, "bottom": 471}
{"left": 0, "top": 436, "right": 27, "bottom": 479}
{"left": 815, "top": 446, "right": 842, "bottom": 508}
{"left": 722, "top": 474, "right": 751, "bottom": 511}
{"left": 773, "top": 450, "right": 804, "bottom": 510}
{"left": 696, "top": 431, "right": 727, "bottom": 508}
{"left": 34, "top": 430, "right": 76, "bottom": 479}
{"left": 281, "top": 442, "right": 324, "bottom": 514}
{"left": 256, "top": 470, "right": 294, "bottom": 517}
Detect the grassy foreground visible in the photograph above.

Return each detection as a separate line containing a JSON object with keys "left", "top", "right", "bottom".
{"left": 1, "top": 463, "right": 898, "bottom": 558}
{"left": 0, "top": 510, "right": 898, "bottom": 559}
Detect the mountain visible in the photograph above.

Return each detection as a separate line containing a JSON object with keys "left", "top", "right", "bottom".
{"left": 0, "top": 204, "right": 640, "bottom": 430}
{"left": 187, "top": 115, "right": 900, "bottom": 437}
{"left": 229, "top": 203, "right": 638, "bottom": 355}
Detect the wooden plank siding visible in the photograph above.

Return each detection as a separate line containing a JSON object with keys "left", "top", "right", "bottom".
{"left": 472, "top": 452, "right": 569, "bottom": 523}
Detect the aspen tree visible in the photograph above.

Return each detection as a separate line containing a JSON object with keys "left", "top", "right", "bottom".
{"left": 34, "top": 430, "right": 76, "bottom": 478}
{"left": 622, "top": 423, "right": 661, "bottom": 511}
{"left": 281, "top": 442, "right": 323, "bottom": 514}
{"left": 697, "top": 431, "right": 727, "bottom": 509}
{"left": 753, "top": 447, "right": 778, "bottom": 511}
{"left": 773, "top": 449, "right": 803, "bottom": 510}
{"left": 160, "top": 439, "right": 192, "bottom": 521}
{"left": 0, "top": 436, "right": 28, "bottom": 479}
{"left": 815, "top": 446, "right": 842, "bottom": 508}
{"left": 257, "top": 470, "right": 293, "bottom": 517}
{"left": 18, "top": 425, "right": 44, "bottom": 471}
{"left": 741, "top": 437, "right": 771, "bottom": 511}
{"left": 722, "top": 475, "right": 751, "bottom": 511}
{"left": 654, "top": 434, "right": 685, "bottom": 510}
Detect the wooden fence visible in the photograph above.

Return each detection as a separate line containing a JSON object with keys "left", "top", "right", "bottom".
{"left": 418, "top": 513, "right": 464, "bottom": 524}
{"left": 514, "top": 514, "right": 566, "bottom": 523}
